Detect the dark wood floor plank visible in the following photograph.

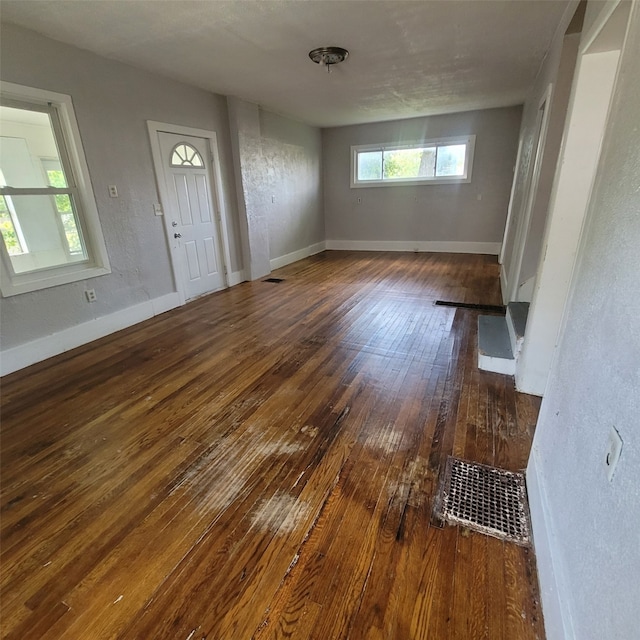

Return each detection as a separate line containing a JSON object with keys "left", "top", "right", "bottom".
{"left": 1, "top": 251, "right": 545, "bottom": 640}
{"left": 504, "top": 542, "right": 546, "bottom": 639}
{"left": 453, "top": 530, "right": 491, "bottom": 639}
{"left": 486, "top": 535, "right": 507, "bottom": 640}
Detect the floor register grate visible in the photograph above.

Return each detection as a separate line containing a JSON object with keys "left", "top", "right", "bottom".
{"left": 435, "top": 456, "right": 531, "bottom": 545}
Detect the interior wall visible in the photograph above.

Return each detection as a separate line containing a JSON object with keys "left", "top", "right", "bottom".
{"left": 227, "top": 97, "right": 271, "bottom": 281}
{"left": 530, "top": 3, "right": 640, "bottom": 638}
{"left": 517, "top": 44, "right": 621, "bottom": 396}
{"left": 259, "top": 110, "right": 324, "bottom": 262}
{"left": 227, "top": 98, "right": 324, "bottom": 279}
{"left": 322, "top": 106, "right": 522, "bottom": 249}
{"left": 518, "top": 33, "right": 580, "bottom": 291}
{"left": 0, "top": 23, "right": 242, "bottom": 350}
{"left": 501, "top": 1, "right": 580, "bottom": 297}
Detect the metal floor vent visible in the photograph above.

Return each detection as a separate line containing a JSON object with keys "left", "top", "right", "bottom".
{"left": 436, "top": 457, "right": 531, "bottom": 545}
{"left": 263, "top": 277, "right": 285, "bottom": 283}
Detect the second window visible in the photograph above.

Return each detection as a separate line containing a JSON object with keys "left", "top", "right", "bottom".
{"left": 351, "top": 135, "right": 475, "bottom": 187}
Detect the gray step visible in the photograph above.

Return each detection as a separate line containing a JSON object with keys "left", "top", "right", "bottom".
{"left": 477, "top": 315, "right": 515, "bottom": 375}
{"left": 506, "top": 301, "right": 529, "bottom": 357}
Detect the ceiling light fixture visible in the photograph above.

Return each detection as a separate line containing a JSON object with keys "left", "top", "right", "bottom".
{"left": 308, "top": 46, "right": 349, "bottom": 73}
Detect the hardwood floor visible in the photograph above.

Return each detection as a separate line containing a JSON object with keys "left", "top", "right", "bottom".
{"left": 0, "top": 251, "right": 544, "bottom": 639}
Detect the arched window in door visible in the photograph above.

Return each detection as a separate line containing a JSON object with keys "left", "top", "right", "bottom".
{"left": 170, "top": 142, "right": 204, "bottom": 168}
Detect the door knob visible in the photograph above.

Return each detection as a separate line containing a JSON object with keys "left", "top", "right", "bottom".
{"left": 171, "top": 221, "right": 178, "bottom": 227}
{"left": 174, "top": 233, "right": 182, "bottom": 238}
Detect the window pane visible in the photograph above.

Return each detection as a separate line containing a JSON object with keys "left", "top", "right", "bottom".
{"left": 53, "top": 194, "right": 83, "bottom": 255}
{"left": 170, "top": 142, "right": 204, "bottom": 168}
{"left": 43, "top": 159, "right": 68, "bottom": 188}
{"left": 435, "top": 144, "right": 466, "bottom": 177}
{"left": 383, "top": 147, "right": 435, "bottom": 179}
{"left": 60, "top": 211, "right": 83, "bottom": 255}
{"left": 357, "top": 151, "right": 382, "bottom": 181}
{"left": 351, "top": 137, "right": 473, "bottom": 188}
{"left": 0, "top": 106, "right": 68, "bottom": 188}
{"left": 0, "top": 195, "right": 25, "bottom": 255}
{"left": 54, "top": 193, "right": 72, "bottom": 213}
{"left": 0, "top": 194, "right": 87, "bottom": 273}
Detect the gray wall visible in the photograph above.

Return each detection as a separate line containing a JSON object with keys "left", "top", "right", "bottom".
{"left": 227, "top": 97, "right": 271, "bottom": 280}
{"left": 0, "top": 23, "right": 242, "bottom": 349}
{"left": 530, "top": 3, "right": 640, "bottom": 638}
{"left": 260, "top": 110, "right": 323, "bottom": 262}
{"left": 227, "top": 97, "right": 323, "bottom": 280}
{"left": 322, "top": 107, "right": 522, "bottom": 245}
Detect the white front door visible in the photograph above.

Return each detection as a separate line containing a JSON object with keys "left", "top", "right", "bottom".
{"left": 158, "top": 132, "right": 226, "bottom": 300}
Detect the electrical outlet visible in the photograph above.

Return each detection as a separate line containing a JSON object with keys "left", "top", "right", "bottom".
{"left": 108, "top": 185, "right": 118, "bottom": 198}
{"left": 605, "top": 426, "right": 623, "bottom": 482}
{"left": 85, "top": 289, "right": 97, "bottom": 303}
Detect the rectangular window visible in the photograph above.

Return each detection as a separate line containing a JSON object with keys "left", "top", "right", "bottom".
{"left": 351, "top": 135, "right": 475, "bottom": 188}
{"left": 0, "top": 82, "right": 110, "bottom": 296}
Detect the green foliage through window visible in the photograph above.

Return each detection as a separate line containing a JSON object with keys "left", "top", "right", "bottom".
{"left": 45, "top": 170, "right": 83, "bottom": 255}
{"left": 0, "top": 196, "right": 25, "bottom": 255}
{"left": 46, "top": 169, "right": 67, "bottom": 188}
{"left": 383, "top": 148, "right": 436, "bottom": 179}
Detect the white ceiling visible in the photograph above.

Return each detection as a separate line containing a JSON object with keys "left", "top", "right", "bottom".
{"left": 1, "top": 0, "right": 571, "bottom": 128}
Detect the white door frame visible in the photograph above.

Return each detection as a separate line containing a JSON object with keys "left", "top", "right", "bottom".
{"left": 147, "top": 120, "right": 232, "bottom": 305}
{"left": 516, "top": 0, "right": 631, "bottom": 396}
{"left": 506, "top": 83, "right": 553, "bottom": 302}
{"left": 498, "top": 135, "right": 524, "bottom": 267}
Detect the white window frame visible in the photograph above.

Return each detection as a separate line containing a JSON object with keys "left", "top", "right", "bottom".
{"left": 0, "top": 81, "right": 110, "bottom": 296}
{"left": 350, "top": 135, "right": 476, "bottom": 188}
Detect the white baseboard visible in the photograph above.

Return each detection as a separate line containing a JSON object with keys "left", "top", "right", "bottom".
{"left": 270, "top": 241, "right": 326, "bottom": 271}
{"left": 527, "top": 449, "right": 575, "bottom": 640}
{"left": 152, "top": 292, "right": 181, "bottom": 315}
{"left": 324, "top": 240, "right": 501, "bottom": 255}
{"left": 227, "top": 270, "right": 245, "bottom": 286}
{"left": 1, "top": 292, "right": 181, "bottom": 377}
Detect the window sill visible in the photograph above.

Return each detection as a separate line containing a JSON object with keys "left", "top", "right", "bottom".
{"left": 350, "top": 176, "right": 472, "bottom": 188}
{"left": 1, "top": 262, "right": 111, "bottom": 297}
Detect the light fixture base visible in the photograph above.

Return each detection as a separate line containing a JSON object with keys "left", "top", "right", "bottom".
{"left": 309, "top": 46, "right": 349, "bottom": 72}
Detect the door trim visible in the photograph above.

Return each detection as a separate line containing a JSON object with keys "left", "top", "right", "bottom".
{"left": 147, "top": 121, "right": 232, "bottom": 305}
{"left": 507, "top": 83, "right": 553, "bottom": 302}
{"left": 498, "top": 135, "right": 524, "bottom": 268}
{"left": 516, "top": 0, "right": 631, "bottom": 396}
